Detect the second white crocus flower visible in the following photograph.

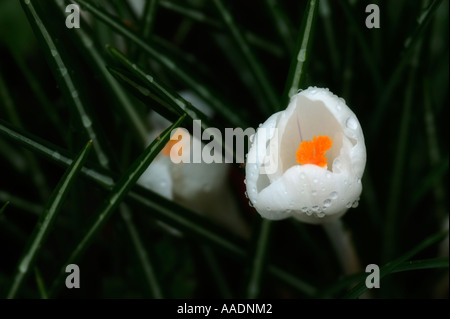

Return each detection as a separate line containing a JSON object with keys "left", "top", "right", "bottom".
{"left": 245, "top": 87, "right": 366, "bottom": 224}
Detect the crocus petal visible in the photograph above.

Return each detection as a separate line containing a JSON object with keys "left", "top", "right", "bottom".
{"left": 245, "top": 87, "right": 366, "bottom": 224}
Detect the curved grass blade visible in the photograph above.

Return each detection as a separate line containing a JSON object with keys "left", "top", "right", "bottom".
{"left": 34, "top": 268, "right": 48, "bottom": 299}
{"left": 21, "top": 0, "right": 110, "bottom": 168}
{"left": 6, "top": 140, "right": 92, "bottom": 299}
{"left": 0, "top": 120, "right": 317, "bottom": 296}
{"left": 281, "top": 0, "right": 319, "bottom": 108}
{"left": 74, "top": 0, "right": 246, "bottom": 128}
{"left": 49, "top": 114, "right": 186, "bottom": 296}
{"left": 344, "top": 230, "right": 449, "bottom": 299}
{"left": 246, "top": 219, "right": 273, "bottom": 298}
{"left": 213, "top": 0, "right": 279, "bottom": 115}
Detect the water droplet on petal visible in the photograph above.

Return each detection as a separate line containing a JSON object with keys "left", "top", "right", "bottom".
{"left": 317, "top": 212, "right": 325, "bottom": 218}
{"left": 357, "top": 178, "right": 361, "bottom": 184}
{"left": 266, "top": 206, "right": 271, "bottom": 211}
{"left": 323, "top": 199, "right": 332, "bottom": 207}
{"left": 312, "top": 205, "right": 320, "bottom": 212}
{"left": 346, "top": 202, "right": 352, "bottom": 208}
{"left": 312, "top": 190, "right": 317, "bottom": 196}
{"left": 305, "top": 210, "right": 313, "bottom": 216}
{"left": 301, "top": 207, "right": 308, "bottom": 212}
{"left": 248, "top": 200, "right": 254, "bottom": 207}
{"left": 329, "top": 191, "right": 338, "bottom": 199}
{"left": 313, "top": 178, "right": 318, "bottom": 184}
{"left": 326, "top": 172, "right": 332, "bottom": 179}
{"left": 352, "top": 200, "right": 359, "bottom": 208}
{"left": 300, "top": 173, "right": 306, "bottom": 179}
{"left": 346, "top": 117, "right": 358, "bottom": 130}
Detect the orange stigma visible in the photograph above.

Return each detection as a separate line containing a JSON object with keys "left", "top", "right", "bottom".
{"left": 296, "top": 136, "right": 332, "bottom": 168}
{"left": 161, "top": 129, "right": 184, "bottom": 157}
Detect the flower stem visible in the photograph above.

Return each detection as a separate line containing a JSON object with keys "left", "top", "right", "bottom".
{"left": 322, "top": 219, "right": 361, "bottom": 275}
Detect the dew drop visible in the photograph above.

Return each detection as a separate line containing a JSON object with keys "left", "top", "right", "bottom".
{"left": 71, "top": 90, "right": 79, "bottom": 98}
{"left": 298, "top": 49, "right": 306, "bottom": 62}
{"left": 244, "top": 191, "right": 248, "bottom": 198}
{"left": 305, "top": 210, "right": 313, "bottom": 216}
{"left": 357, "top": 178, "right": 361, "bottom": 184}
{"left": 346, "top": 117, "right": 358, "bottom": 130}
{"left": 326, "top": 172, "right": 332, "bottom": 179}
{"left": 323, "top": 199, "right": 332, "bottom": 207}
{"left": 301, "top": 207, "right": 308, "bottom": 212}
{"left": 300, "top": 173, "right": 306, "bottom": 179}
{"left": 249, "top": 134, "right": 255, "bottom": 143}
{"left": 146, "top": 75, "right": 154, "bottom": 82}
{"left": 329, "top": 191, "right": 338, "bottom": 199}
{"left": 317, "top": 212, "right": 325, "bottom": 218}
{"left": 51, "top": 49, "right": 58, "bottom": 57}
{"left": 312, "top": 190, "right": 317, "bottom": 196}
{"left": 313, "top": 178, "right": 318, "bottom": 184}
{"left": 81, "top": 115, "right": 92, "bottom": 128}
{"left": 248, "top": 200, "right": 254, "bottom": 207}
{"left": 59, "top": 67, "right": 67, "bottom": 77}
{"left": 346, "top": 202, "right": 352, "bottom": 208}
{"left": 243, "top": 179, "right": 247, "bottom": 185}
{"left": 312, "top": 205, "right": 320, "bottom": 212}
{"left": 266, "top": 206, "right": 271, "bottom": 211}
{"left": 352, "top": 200, "right": 359, "bottom": 208}
{"left": 52, "top": 151, "right": 61, "bottom": 160}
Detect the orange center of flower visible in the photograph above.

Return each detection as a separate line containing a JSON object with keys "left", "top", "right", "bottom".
{"left": 296, "top": 136, "right": 332, "bottom": 168}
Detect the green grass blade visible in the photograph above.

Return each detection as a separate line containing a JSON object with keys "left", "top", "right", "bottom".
{"left": 0, "top": 201, "right": 9, "bottom": 217}
{"left": 74, "top": 0, "right": 246, "bottom": 128}
{"left": 34, "top": 268, "right": 48, "bottom": 299}
{"left": 344, "top": 230, "right": 448, "bottom": 299}
{"left": 264, "top": 0, "right": 295, "bottom": 54}
{"left": 213, "top": 0, "right": 279, "bottom": 115}
{"left": 52, "top": 0, "right": 148, "bottom": 146}
{"left": 49, "top": 114, "right": 186, "bottom": 295}
{"left": 120, "top": 204, "right": 163, "bottom": 298}
{"left": 6, "top": 140, "right": 92, "bottom": 299}
{"left": 0, "top": 120, "right": 316, "bottom": 297}
{"left": 21, "top": 0, "right": 110, "bottom": 168}
{"left": 339, "top": 0, "right": 382, "bottom": 93}
{"left": 281, "top": 0, "right": 319, "bottom": 107}
{"left": 368, "top": 0, "right": 443, "bottom": 140}
{"left": 246, "top": 219, "right": 273, "bottom": 298}
{"left": 0, "top": 120, "right": 114, "bottom": 189}
{"left": 392, "top": 257, "right": 449, "bottom": 273}
{"left": 383, "top": 38, "right": 421, "bottom": 262}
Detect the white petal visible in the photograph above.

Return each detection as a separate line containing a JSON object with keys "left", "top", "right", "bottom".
{"left": 137, "top": 155, "right": 173, "bottom": 200}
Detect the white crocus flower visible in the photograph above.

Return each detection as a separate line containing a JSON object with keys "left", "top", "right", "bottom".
{"left": 138, "top": 92, "right": 249, "bottom": 238}
{"left": 245, "top": 87, "right": 366, "bottom": 224}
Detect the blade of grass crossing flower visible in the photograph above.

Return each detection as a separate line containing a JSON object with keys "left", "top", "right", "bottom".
{"left": 6, "top": 140, "right": 93, "bottom": 299}
{"left": 344, "top": 230, "right": 448, "bottom": 299}
{"left": 74, "top": 0, "right": 246, "bottom": 128}
{"left": 281, "top": 0, "right": 319, "bottom": 108}
{"left": 213, "top": 0, "right": 279, "bottom": 115}
{"left": 246, "top": 219, "right": 273, "bottom": 298}
{"left": 0, "top": 121, "right": 317, "bottom": 297}
{"left": 49, "top": 114, "right": 186, "bottom": 295}
{"left": 21, "top": 0, "right": 110, "bottom": 168}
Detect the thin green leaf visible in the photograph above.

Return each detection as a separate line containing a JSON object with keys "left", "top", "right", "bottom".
{"left": 384, "top": 38, "right": 422, "bottom": 262}
{"left": 6, "top": 140, "right": 92, "bottom": 299}
{"left": 74, "top": 0, "right": 247, "bottom": 128}
{"left": 120, "top": 204, "right": 163, "bottom": 298}
{"left": 49, "top": 114, "right": 186, "bottom": 295}
{"left": 34, "top": 268, "right": 48, "bottom": 299}
{"left": 213, "top": 0, "right": 279, "bottom": 115}
{"left": 368, "top": 0, "right": 443, "bottom": 140}
{"left": 344, "top": 230, "right": 448, "bottom": 299}
{"left": 0, "top": 201, "right": 9, "bottom": 216}
{"left": 281, "top": 0, "right": 319, "bottom": 107}
{"left": 264, "top": 0, "right": 295, "bottom": 54}
{"left": 339, "top": 0, "right": 382, "bottom": 93}
{"left": 392, "top": 257, "right": 449, "bottom": 273}
{"left": 21, "top": 0, "right": 110, "bottom": 168}
{"left": 246, "top": 219, "right": 273, "bottom": 298}
{"left": 51, "top": 0, "right": 149, "bottom": 146}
